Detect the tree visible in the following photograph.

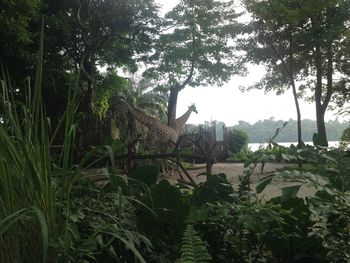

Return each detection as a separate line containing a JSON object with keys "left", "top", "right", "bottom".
{"left": 144, "top": 0, "right": 245, "bottom": 127}
{"left": 242, "top": 0, "right": 306, "bottom": 148}
{"left": 227, "top": 128, "right": 248, "bottom": 154}
{"left": 0, "top": 0, "right": 41, "bottom": 82}
{"left": 241, "top": 0, "right": 350, "bottom": 146}
{"left": 300, "top": 0, "right": 350, "bottom": 146}
{"left": 43, "top": 0, "right": 159, "bottom": 113}
{"left": 106, "top": 73, "right": 169, "bottom": 144}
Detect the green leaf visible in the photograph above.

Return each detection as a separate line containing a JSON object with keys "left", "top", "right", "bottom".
{"left": 32, "top": 206, "right": 48, "bottom": 263}
{"left": 0, "top": 208, "right": 29, "bottom": 236}
{"left": 128, "top": 164, "right": 159, "bottom": 187}
{"left": 256, "top": 177, "right": 273, "bottom": 194}
{"left": 281, "top": 185, "right": 301, "bottom": 200}
{"left": 107, "top": 232, "right": 146, "bottom": 263}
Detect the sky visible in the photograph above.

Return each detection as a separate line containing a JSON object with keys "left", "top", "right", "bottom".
{"left": 155, "top": 0, "right": 344, "bottom": 126}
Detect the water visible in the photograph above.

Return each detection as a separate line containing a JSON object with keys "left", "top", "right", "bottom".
{"left": 248, "top": 141, "right": 340, "bottom": 152}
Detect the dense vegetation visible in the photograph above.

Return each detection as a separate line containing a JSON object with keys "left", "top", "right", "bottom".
{"left": 1, "top": 0, "right": 350, "bottom": 262}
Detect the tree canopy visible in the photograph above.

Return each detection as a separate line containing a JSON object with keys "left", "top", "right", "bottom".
{"left": 240, "top": 0, "right": 350, "bottom": 146}
{"left": 1, "top": 0, "right": 349, "bottom": 147}
{"left": 144, "top": 0, "right": 245, "bottom": 126}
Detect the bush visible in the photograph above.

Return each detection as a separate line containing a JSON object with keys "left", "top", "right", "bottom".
{"left": 227, "top": 128, "right": 248, "bottom": 155}
{"left": 340, "top": 125, "right": 350, "bottom": 149}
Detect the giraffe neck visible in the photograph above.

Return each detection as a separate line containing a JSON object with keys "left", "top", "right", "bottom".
{"left": 126, "top": 104, "right": 159, "bottom": 130}
{"left": 174, "top": 108, "right": 193, "bottom": 130}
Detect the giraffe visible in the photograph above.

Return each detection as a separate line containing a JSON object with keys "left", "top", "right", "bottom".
{"left": 172, "top": 104, "right": 198, "bottom": 133}
{"left": 117, "top": 97, "right": 198, "bottom": 176}
{"left": 122, "top": 100, "right": 179, "bottom": 145}
{"left": 119, "top": 98, "right": 197, "bottom": 145}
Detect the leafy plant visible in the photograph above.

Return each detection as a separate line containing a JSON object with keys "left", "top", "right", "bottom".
{"left": 179, "top": 225, "right": 212, "bottom": 263}
{"left": 137, "top": 180, "right": 190, "bottom": 262}
{"left": 56, "top": 177, "right": 151, "bottom": 262}
{"left": 192, "top": 174, "right": 236, "bottom": 205}
{"left": 0, "top": 27, "right": 58, "bottom": 263}
{"left": 255, "top": 145, "right": 350, "bottom": 261}
{"left": 227, "top": 128, "right": 248, "bottom": 155}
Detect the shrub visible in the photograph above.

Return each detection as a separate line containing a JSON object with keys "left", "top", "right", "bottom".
{"left": 227, "top": 128, "right": 248, "bottom": 155}
{"left": 340, "top": 125, "right": 350, "bottom": 149}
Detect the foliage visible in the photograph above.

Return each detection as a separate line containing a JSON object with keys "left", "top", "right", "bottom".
{"left": 256, "top": 146, "right": 350, "bottom": 261}
{"left": 0, "top": 0, "right": 41, "bottom": 81}
{"left": 3, "top": 2, "right": 350, "bottom": 262}
{"left": 189, "top": 197, "right": 322, "bottom": 262}
{"left": 94, "top": 72, "right": 130, "bottom": 119}
{"left": 144, "top": 0, "right": 245, "bottom": 125}
{"left": 192, "top": 174, "right": 235, "bottom": 205}
{"left": 0, "top": 30, "right": 59, "bottom": 262}
{"left": 0, "top": 41, "right": 150, "bottom": 262}
{"left": 309, "top": 189, "right": 350, "bottom": 261}
{"left": 43, "top": 0, "right": 159, "bottom": 111}
{"left": 340, "top": 125, "right": 350, "bottom": 149}
{"left": 185, "top": 141, "right": 350, "bottom": 262}
{"left": 233, "top": 118, "right": 348, "bottom": 143}
{"left": 59, "top": 179, "right": 151, "bottom": 262}
{"left": 241, "top": 0, "right": 350, "bottom": 142}
{"left": 227, "top": 128, "right": 248, "bottom": 154}
{"left": 179, "top": 225, "right": 212, "bottom": 263}
{"left": 227, "top": 148, "right": 255, "bottom": 163}
{"left": 137, "top": 180, "right": 190, "bottom": 262}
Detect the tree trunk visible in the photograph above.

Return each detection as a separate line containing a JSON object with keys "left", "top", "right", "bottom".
{"left": 288, "top": 32, "right": 303, "bottom": 150}
{"left": 314, "top": 39, "right": 328, "bottom": 146}
{"left": 312, "top": 17, "right": 331, "bottom": 147}
{"left": 316, "top": 107, "right": 327, "bottom": 141}
{"left": 80, "top": 61, "right": 95, "bottom": 114}
{"left": 291, "top": 82, "right": 303, "bottom": 147}
{"left": 167, "top": 60, "right": 195, "bottom": 127}
{"left": 268, "top": 30, "right": 303, "bottom": 151}
{"left": 167, "top": 86, "right": 180, "bottom": 127}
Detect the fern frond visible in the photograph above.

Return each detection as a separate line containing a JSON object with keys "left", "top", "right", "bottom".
{"left": 179, "top": 225, "right": 212, "bottom": 263}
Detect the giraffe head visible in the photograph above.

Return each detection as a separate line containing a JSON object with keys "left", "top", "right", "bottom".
{"left": 188, "top": 104, "right": 198, "bottom": 114}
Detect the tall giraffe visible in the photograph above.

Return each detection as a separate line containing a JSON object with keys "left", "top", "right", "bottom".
{"left": 123, "top": 101, "right": 179, "bottom": 145}
{"left": 118, "top": 98, "right": 198, "bottom": 178}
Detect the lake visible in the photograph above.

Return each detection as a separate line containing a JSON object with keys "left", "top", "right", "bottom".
{"left": 248, "top": 141, "right": 340, "bottom": 152}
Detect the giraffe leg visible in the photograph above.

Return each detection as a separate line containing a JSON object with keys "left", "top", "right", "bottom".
{"left": 162, "top": 143, "right": 170, "bottom": 176}
{"left": 157, "top": 142, "right": 167, "bottom": 177}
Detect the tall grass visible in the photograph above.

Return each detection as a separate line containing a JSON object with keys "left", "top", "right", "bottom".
{"left": 0, "top": 25, "right": 56, "bottom": 262}
{"left": 0, "top": 27, "right": 148, "bottom": 262}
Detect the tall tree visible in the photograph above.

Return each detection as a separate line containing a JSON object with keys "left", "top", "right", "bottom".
{"left": 241, "top": 0, "right": 350, "bottom": 146}
{"left": 241, "top": 0, "right": 306, "bottom": 148}
{"left": 300, "top": 0, "right": 350, "bottom": 145}
{"left": 0, "top": 0, "right": 41, "bottom": 81}
{"left": 144, "top": 0, "right": 245, "bottom": 127}
{"left": 44, "top": 0, "right": 159, "bottom": 113}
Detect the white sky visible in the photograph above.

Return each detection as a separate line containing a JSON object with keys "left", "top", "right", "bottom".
{"left": 155, "top": 0, "right": 344, "bottom": 126}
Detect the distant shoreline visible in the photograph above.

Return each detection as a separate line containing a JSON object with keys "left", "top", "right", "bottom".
{"left": 248, "top": 141, "right": 340, "bottom": 151}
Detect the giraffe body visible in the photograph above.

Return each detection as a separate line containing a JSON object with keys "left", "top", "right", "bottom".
{"left": 119, "top": 99, "right": 198, "bottom": 176}
{"left": 119, "top": 98, "right": 197, "bottom": 149}
{"left": 125, "top": 103, "right": 179, "bottom": 144}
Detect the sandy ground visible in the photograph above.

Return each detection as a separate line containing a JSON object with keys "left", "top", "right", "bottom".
{"left": 164, "top": 162, "right": 315, "bottom": 200}
{"left": 86, "top": 162, "right": 316, "bottom": 200}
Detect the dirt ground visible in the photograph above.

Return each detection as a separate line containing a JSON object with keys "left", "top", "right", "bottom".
{"left": 164, "top": 162, "right": 315, "bottom": 200}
